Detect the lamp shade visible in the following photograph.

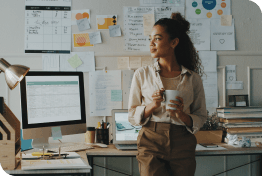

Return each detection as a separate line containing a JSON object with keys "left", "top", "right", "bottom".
{"left": 0, "top": 58, "right": 30, "bottom": 90}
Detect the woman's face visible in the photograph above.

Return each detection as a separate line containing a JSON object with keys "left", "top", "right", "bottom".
{"left": 149, "top": 25, "right": 178, "bottom": 59}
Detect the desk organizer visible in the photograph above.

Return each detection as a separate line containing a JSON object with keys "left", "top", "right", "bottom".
{"left": 0, "top": 101, "right": 21, "bottom": 170}
{"left": 194, "top": 130, "right": 223, "bottom": 144}
{"left": 96, "top": 129, "right": 109, "bottom": 145}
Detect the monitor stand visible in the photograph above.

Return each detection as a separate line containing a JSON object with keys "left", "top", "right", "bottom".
{"left": 32, "top": 137, "right": 68, "bottom": 150}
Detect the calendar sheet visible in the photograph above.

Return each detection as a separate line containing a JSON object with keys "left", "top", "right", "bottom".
{"left": 25, "top": 0, "right": 72, "bottom": 54}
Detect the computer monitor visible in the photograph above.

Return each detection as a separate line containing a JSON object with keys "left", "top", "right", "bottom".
{"left": 112, "top": 109, "right": 142, "bottom": 145}
{"left": 20, "top": 71, "right": 86, "bottom": 148}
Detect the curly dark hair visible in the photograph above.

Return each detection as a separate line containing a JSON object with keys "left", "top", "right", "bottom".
{"left": 154, "top": 13, "right": 204, "bottom": 76}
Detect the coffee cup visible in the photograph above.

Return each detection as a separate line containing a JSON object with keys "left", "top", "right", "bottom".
{"left": 164, "top": 90, "right": 181, "bottom": 110}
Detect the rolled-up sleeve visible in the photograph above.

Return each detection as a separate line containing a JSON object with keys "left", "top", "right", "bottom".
{"left": 187, "top": 75, "right": 207, "bottom": 134}
{"left": 128, "top": 70, "right": 150, "bottom": 126}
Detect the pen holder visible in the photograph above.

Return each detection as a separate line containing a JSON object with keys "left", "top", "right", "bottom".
{"left": 96, "top": 129, "right": 109, "bottom": 145}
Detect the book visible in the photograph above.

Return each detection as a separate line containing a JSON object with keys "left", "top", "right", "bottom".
{"left": 217, "top": 112, "right": 262, "bottom": 118}
{"left": 21, "top": 158, "right": 91, "bottom": 170}
{"left": 225, "top": 127, "right": 262, "bottom": 133}
{"left": 217, "top": 106, "right": 262, "bottom": 113}
{"left": 219, "top": 118, "right": 262, "bottom": 123}
{"left": 219, "top": 122, "right": 262, "bottom": 128}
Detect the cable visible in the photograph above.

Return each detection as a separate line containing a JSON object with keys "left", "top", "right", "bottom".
{"left": 93, "top": 164, "right": 132, "bottom": 176}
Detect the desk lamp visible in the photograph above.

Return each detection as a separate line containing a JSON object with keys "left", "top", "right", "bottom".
{"left": 0, "top": 58, "right": 30, "bottom": 90}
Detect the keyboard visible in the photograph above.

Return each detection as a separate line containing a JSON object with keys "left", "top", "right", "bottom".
{"left": 48, "top": 144, "right": 94, "bottom": 153}
{"left": 118, "top": 144, "right": 137, "bottom": 147}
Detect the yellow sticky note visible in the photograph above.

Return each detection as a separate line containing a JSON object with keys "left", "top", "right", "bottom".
{"left": 68, "top": 54, "right": 83, "bottom": 68}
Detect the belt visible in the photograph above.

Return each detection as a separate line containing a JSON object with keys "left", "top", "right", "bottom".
{"left": 143, "top": 121, "right": 186, "bottom": 131}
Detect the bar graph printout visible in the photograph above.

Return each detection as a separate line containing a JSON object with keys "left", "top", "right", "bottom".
{"left": 25, "top": 0, "right": 72, "bottom": 54}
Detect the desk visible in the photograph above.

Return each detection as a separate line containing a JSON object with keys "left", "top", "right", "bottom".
{"left": 5, "top": 151, "right": 91, "bottom": 176}
{"left": 86, "top": 143, "right": 262, "bottom": 176}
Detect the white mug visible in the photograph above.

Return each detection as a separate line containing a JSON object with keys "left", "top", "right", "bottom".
{"left": 164, "top": 90, "right": 181, "bottom": 110}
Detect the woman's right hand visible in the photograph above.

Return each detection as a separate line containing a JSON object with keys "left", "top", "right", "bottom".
{"left": 151, "top": 88, "right": 165, "bottom": 109}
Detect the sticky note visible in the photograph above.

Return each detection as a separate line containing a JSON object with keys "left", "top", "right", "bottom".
{"left": 221, "top": 15, "right": 232, "bottom": 26}
{"left": 109, "top": 25, "right": 121, "bottom": 37}
{"left": 89, "top": 31, "right": 102, "bottom": 44}
{"left": 143, "top": 14, "right": 155, "bottom": 36}
{"left": 51, "top": 127, "right": 62, "bottom": 140}
{"left": 77, "top": 18, "right": 91, "bottom": 31}
{"left": 68, "top": 54, "right": 83, "bottom": 68}
{"left": 111, "top": 90, "right": 122, "bottom": 101}
{"left": 129, "top": 57, "right": 141, "bottom": 68}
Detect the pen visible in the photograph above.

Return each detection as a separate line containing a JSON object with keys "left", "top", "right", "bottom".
{"left": 107, "top": 123, "right": 110, "bottom": 129}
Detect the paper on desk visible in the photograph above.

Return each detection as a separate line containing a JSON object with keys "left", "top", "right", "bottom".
{"left": 111, "top": 90, "right": 122, "bottom": 101}
{"left": 42, "top": 54, "right": 60, "bottom": 71}
{"left": 89, "top": 70, "right": 122, "bottom": 116}
{"left": 221, "top": 15, "right": 232, "bottom": 26}
{"left": 226, "top": 81, "right": 243, "bottom": 90}
{"left": 89, "top": 31, "right": 102, "bottom": 44}
{"left": 143, "top": 14, "right": 155, "bottom": 36}
{"left": 226, "top": 65, "right": 236, "bottom": 81}
{"left": 109, "top": 25, "right": 121, "bottom": 37}
{"left": 122, "top": 70, "right": 135, "bottom": 109}
{"left": 196, "top": 144, "right": 227, "bottom": 151}
{"left": 68, "top": 54, "right": 83, "bottom": 69}
{"left": 118, "top": 57, "right": 129, "bottom": 69}
{"left": 77, "top": 18, "right": 90, "bottom": 31}
{"left": 198, "top": 51, "right": 217, "bottom": 72}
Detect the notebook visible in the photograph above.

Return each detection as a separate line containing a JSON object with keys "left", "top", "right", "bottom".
{"left": 112, "top": 109, "right": 142, "bottom": 150}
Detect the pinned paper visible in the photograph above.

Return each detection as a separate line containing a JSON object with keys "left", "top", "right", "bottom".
{"left": 68, "top": 54, "right": 82, "bottom": 68}
{"left": 221, "top": 15, "right": 232, "bottom": 26}
{"left": 51, "top": 127, "right": 62, "bottom": 140}
{"left": 97, "top": 15, "right": 117, "bottom": 30}
{"left": 77, "top": 18, "right": 90, "bottom": 31}
{"left": 143, "top": 14, "right": 155, "bottom": 36}
{"left": 117, "top": 57, "right": 129, "bottom": 69}
{"left": 141, "top": 57, "right": 152, "bottom": 67}
{"left": 109, "top": 25, "right": 121, "bottom": 37}
{"left": 129, "top": 57, "right": 141, "bottom": 68}
{"left": 72, "top": 9, "right": 90, "bottom": 25}
{"left": 111, "top": 90, "right": 122, "bottom": 101}
{"left": 89, "top": 31, "right": 102, "bottom": 44}
{"left": 226, "top": 81, "right": 243, "bottom": 89}
{"left": 226, "top": 65, "right": 236, "bottom": 81}
{"left": 73, "top": 33, "right": 94, "bottom": 47}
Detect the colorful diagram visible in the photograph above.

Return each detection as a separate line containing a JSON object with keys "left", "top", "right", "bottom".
{"left": 96, "top": 15, "right": 117, "bottom": 30}
{"left": 71, "top": 9, "right": 90, "bottom": 25}
{"left": 73, "top": 33, "right": 93, "bottom": 47}
{"left": 186, "top": 0, "right": 231, "bottom": 19}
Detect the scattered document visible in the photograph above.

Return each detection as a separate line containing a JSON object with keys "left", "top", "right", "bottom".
{"left": 25, "top": 0, "right": 71, "bottom": 54}
{"left": 96, "top": 15, "right": 117, "bottom": 30}
{"left": 139, "top": 0, "right": 185, "bottom": 7}
{"left": 129, "top": 57, "right": 142, "bottom": 69}
{"left": 155, "top": 7, "right": 185, "bottom": 22}
{"left": 51, "top": 126, "right": 62, "bottom": 140}
{"left": 122, "top": 70, "right": 135, "bottom": 109}
{"left": 109, "top": 25, "right": 121, "bottom": 37}
{"left": 226, "top": 81, "right": 244, "bottom": 89}
{"left": 68, "top": 54, "right": 83, "bottom": 68}
{"left": 211, "top": 19, "right": 235, "bottom": 50}
{"left": 188, "top": 19, "right": 210, "bottom": 51}
{"left": 226, "top": 65, "right": 236, "bottom": 81}
{"left": 141, "top": 57, "right": 153, "bottom": 67}
{"left": 89, "top": 31, "right": 102, "bottom": 44}
{"left": 143, "top": 14, "right": 155, "bottom": 36}
{"left": 196, "top": 144, "right": 227, "bottom": 151}
{"left": 111, "top": 90, "right": 122, "bottom": 101}
{"left": 42, "top": 54, "right": 60, "bottom": 71}
{"left": 71, "top": 9, "right": 90, "bottom": 25}
{"left": 198, "top": 51, "right": 217, "bottom": 72}
{"left": 118, "top": 57, "right": 129, "bottom": 69}
{"left": 124, "top": 7, "right": 154, "bottom": 51}
{"left": 186, "top": 0, "right": 231, "bottom": 19}
{"left": 77, "top": 18, "right": 90, "bottom": 31}
{"left": 221, "top": 15, "right": 232, "bottom": 26}
{"left": 73, "top": 33, "right": 94, "bottom": 47}
{"left": 89, "top": 70, "right": 122, "bottom": 116}
{"left": 202, "top": 72, "right": 218, "bottom": 108}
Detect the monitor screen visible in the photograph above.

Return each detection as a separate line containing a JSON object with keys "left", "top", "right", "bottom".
{"left": 20, "top": 71, "right": 86, "bottom": 144}
{"left": 113, "top": 110, "right": 141, "bottom": 144}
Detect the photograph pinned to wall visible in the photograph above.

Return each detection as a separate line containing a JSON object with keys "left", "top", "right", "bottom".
{"left": 73, "top": 33, "right": 94, "bottom": 47}
{"left": 71, "top": 9, "right": 90, "bottom": 25}
{"left": 96, "top": 15, "right": 117, "bottom": 30}
{"left": 109, "top": 25, "right": 121, "bottom": 37}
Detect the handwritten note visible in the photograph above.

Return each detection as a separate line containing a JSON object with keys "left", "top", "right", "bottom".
{"left": 221, "top": 15, "right": 232, "bottom": 26}
{"left": 226, "top": 65, "right": 236, "bottom": 81}
{"left": 89, "top": 31, "right": 102, "bottom": 44}
{"left": 141, "top": 57, "right": 152, "bottom": 67}
{"left": 111, "top": 90, "right": 122, "bottom": 101}
{"left": 77, "top": 18, "right": 90, "bottom": 31}
{"left": 68, "top": 54, "right": 82, "bottom": 68}
{"left": 118, "top": 57, "right": 129, "bottom": 69}
{"left": 143, "top": 14, "right": 155, "bottom": 36}
{"left": 109, "top": 25, "right": 121, "bottom": 37}
{"left": 129, "top": 57, "right": 142, "bottom": 68}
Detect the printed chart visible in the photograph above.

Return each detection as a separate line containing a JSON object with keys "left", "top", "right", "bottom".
{"left": 25, "top": 0, "right": 71, "bottom": 54}
{"left": 186, "top": 0, "right": 231, "bottom": 19}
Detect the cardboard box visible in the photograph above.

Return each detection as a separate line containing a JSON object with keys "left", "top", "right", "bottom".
{"left": 194, "top": 130, "right": 223, "bottom": 144}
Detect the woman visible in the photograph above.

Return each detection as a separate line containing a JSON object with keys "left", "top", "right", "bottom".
{"left": 128, "top": 13, "right": 207, "bottom": 176}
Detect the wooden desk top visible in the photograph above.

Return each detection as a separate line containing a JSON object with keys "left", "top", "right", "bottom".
{"left": 85, "top": 143, "right": 262, "bottom": 157}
